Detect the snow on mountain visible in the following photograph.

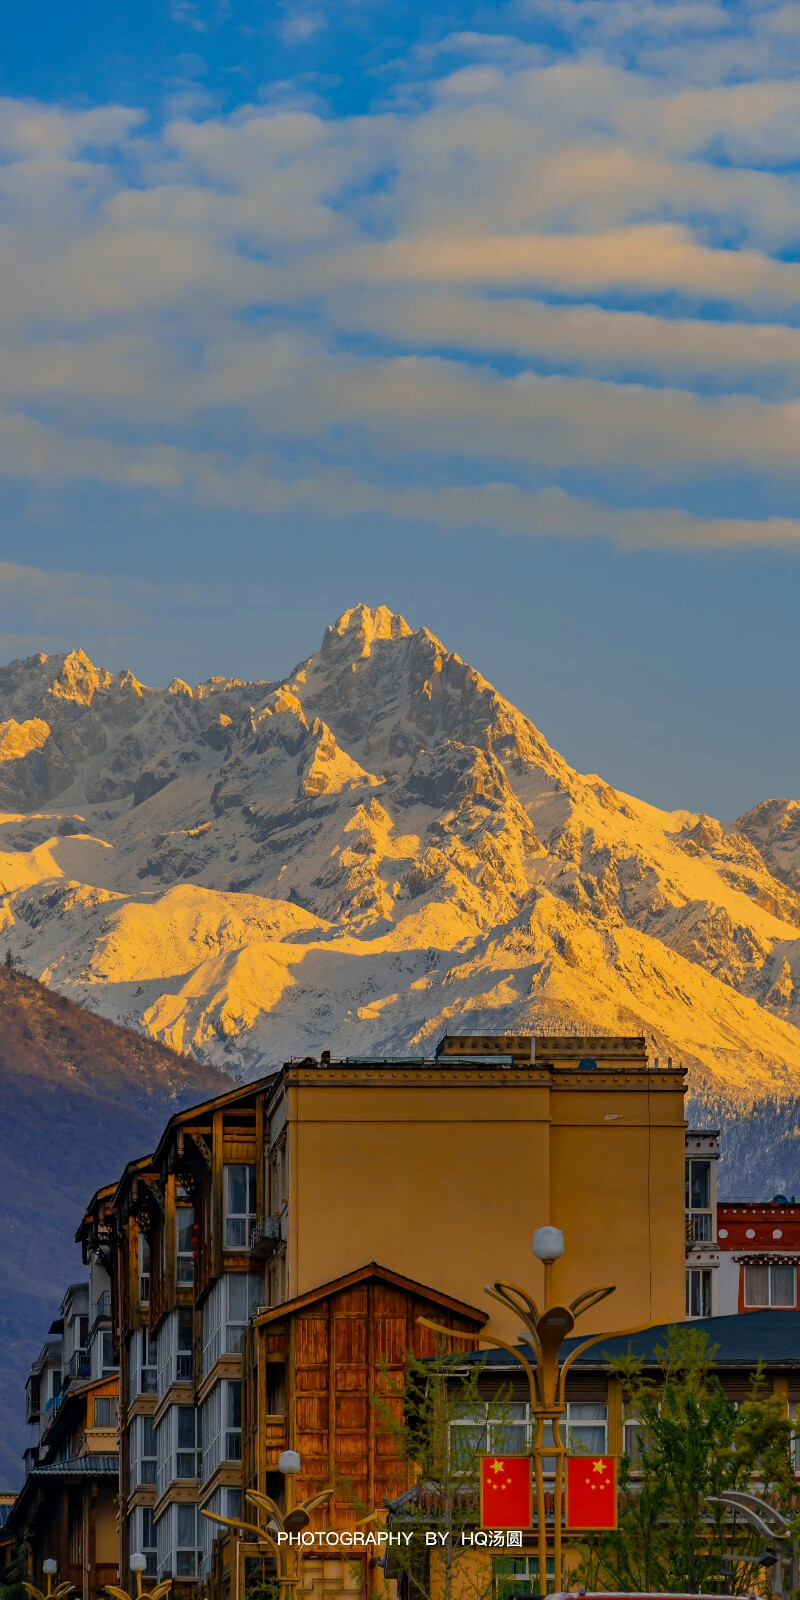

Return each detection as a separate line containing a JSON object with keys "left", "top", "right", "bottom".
{"left": 2, "top": 604, "right": 800, "bottom": 1102}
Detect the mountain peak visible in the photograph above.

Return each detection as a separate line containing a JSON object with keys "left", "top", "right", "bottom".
{"left": 325, "top": 604, "right": 413, "bottom": 660}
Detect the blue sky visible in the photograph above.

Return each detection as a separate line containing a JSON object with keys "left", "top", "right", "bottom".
{"left": 0, "top": 0, "right": 798, "bottom": 817}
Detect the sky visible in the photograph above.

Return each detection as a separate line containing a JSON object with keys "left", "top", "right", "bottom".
{"left": 0, "top": 0, "right": 798, "bottom": 819}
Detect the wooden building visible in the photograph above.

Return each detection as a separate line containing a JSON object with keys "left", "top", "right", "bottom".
{"left": 4, "top": 1374, "right": 120, "bottom": 1600}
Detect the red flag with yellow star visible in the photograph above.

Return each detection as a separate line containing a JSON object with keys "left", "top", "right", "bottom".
{"left": 565, "top": 1454, "right": 617, "bottom": 1529}
{"left": 479, "top": 1455, "right": 532, "bottom": 1528}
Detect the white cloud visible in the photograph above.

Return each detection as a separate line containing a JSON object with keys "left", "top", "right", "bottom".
{"left": 0, "top": 10, "right": 797, "bottom": 553}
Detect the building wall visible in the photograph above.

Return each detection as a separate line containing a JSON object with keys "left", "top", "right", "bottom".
{"left": 282, "top": 1061, "right": 686, "bottom": 1341}
{"left": 718, "top": 1201, "right": 800, "bottom": 1314}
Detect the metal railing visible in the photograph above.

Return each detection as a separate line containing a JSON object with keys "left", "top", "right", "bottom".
{"left": 70, "top": 1350, "right": 91, "bottom": 1379}
{"left": 250, "top": 1216, "right": 281, "bottom": 1253}
{"left": 93, "top": 1290, "right": 112, "bottom": 1322}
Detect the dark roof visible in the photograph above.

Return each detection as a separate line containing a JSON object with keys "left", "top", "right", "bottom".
{"left": 31, "top": 1455, "right": 118, "bottom": 1477}
{"left": 457, "top": 1311, "right": 800, "bottom": 1371}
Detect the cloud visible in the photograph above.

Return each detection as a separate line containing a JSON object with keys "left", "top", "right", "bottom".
{"left": 0, "top": 8, "right": 797, "bottom": 555}
{"left": 0, "top": 418, "right": 797, "bottom": 553}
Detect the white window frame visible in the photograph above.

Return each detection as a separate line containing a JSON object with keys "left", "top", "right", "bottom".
{"left": 201, "top": 1275, "right": 260, "bottom": 1376}
{"left": 176, "top": 1205, "right": 194, "bottom": 1288}
{"left": 223, "top": 1165, "right": 256, "bottom": 1249}
{"left": 139, "top": 1233, "right": 151, "bottom": 1306}
{"left": 200, "top": 1379, "right": 243, "bottom": 1482}
{"left": 686, "top": 1266, "right": 713, "bottom": 1318}
{"left": 156, "top": 1403, "right": 200, "bottom": 1495}
{"left": 129, "top": 1413, "right": 157, "bottom": 1489}
{"left": 450, "top": 1400, "right": 607, "bottom": 1470}
{"left": 129, "top": 1505, "right": 157, "bottom": 1578}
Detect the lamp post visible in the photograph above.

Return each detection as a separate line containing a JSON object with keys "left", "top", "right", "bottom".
{"left": 22, "top": 1558, "right": 75, "bottom": 1600}
{"left": 201, "top": 1449, "right": 335, "bottom": 1600}
{"left": 102, "top": 1551, "right": 171, "bottom": 1600}
{"left": 419, "top": 1226, "right": 627, "bottom": 1596}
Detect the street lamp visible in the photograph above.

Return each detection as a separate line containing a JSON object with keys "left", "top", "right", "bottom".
{"left": 201, "top": 1448, "right": 336, "bottom": 1600}
{"left": 419, "top": 1225, "right": 628, "bottom": 1596}
{"left": 22, "top": 1559, "right": 75, "bottom": 1600}
{"left": 102, "top": 1552, "right": 170, "bottom": 1600}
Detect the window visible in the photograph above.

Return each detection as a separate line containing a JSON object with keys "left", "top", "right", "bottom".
{"left": 686, "top": 1160, "right": 710, "bottom": 1210}
{"left": 744, "top": 1262, "right": 797, "bottom": 1308}
{"left": 93, "top": 1396, "right": 118, "bottom": 1428}
{"left": 224, "top": 1166, "right": 256, "bottom": 1248}
{"left": 494, "top": 1554, "right": 554, "bottom": 1600}
{"left": 156, "top": 1503, "right": 202, "bottom": 1580}
{"left": 156, "top": 1310, "right": 194, "bottom": 1398}
{"left": 177, "top": 1406, "right": 201, "bottom": 1478}
{"left": 129, "top": 1327, "right": 157, "bottom": 1398}
{"left": 130, "top": 1507, "right": 157, "bottom": 1578}
{"left": 200, "top": 1380, "right": 243, "bottom": 1481}
{"left": 156, "top": 1404, "right": 201, "bottom": 1494}
{"left": 199, "top": 1488, "right": 243, "bottom": 1575}
{"left": 450, "top": 1401, "right": 607, "bottom": 1472}
{"left": 101, "top": 1331, "right": 115, "bottom": 1374}
{"left": 139, "top": 1234, "right": 151, "bottom": 1305}
{"left": 269, "top": 1140, "right": 288, "bottom": 1215}
{"left": 202, "top": 1275, "right": 261, "bottom": 1375}
{"left": 565, "top": 1402, "right": 607, "bottom": 1454}
{"left": 176, "top": 1504, "right": 200, "bottom": 1577}
{"left": 129, "top": 1414, "right": 157, "bottom": 1488}
{"left": 177, "top": 1206, "right": 194, "bottom": 1287}
{"left": 622, "top": 1416, "right": 653, "bottom": 1465}
{"left": 686, "top": 1268, "right": 713, "bottom": 1318}
{"left": 177, "top": 1309, "right": 193, "bottom": 1379}
{"left": 685, "top": 1159, "right": 714, "bottom": 1243}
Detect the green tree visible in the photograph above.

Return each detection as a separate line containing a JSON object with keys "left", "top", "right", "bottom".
{"left": 0, "top": 1541, "right": 31, "bottom": 1600}
{"left": 574, "top": 1327, "right": 796, "bottom": 1595}
{"left": 375, "top": 1346, "right": 523, "bottom": 1600}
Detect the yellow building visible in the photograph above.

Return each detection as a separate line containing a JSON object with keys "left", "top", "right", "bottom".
{"left": 99, "top": 1031, "right": 686, "bottom": 1597}
{"left": 269, "top": 1034, "right": 686, "bottom": 1343}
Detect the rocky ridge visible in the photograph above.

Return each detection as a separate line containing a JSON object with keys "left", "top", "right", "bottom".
{"left": 1, "top": 605, "right": 800, "bottom": 1106}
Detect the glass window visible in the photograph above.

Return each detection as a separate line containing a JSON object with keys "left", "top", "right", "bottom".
{"left": 566, "top": 1402, "right": 607, "bottom": 1455}
{"left": 142, "top": 1326, "right": 157, "bottom": 1394}
{"left": 139, "top": 1234, "right": 151, "bottom": 1306}
{"left": 93, "top": 1396, "right": 118, "bottom": 1428}
{"left": 686, "top": 1268, "right": 712, "bottom": 1317}
{"left": 176, "top": 1207, "right": 194, "bottom": 1287}
{"left": 770, "top": 1263, "right": 796, "bottom": 1307}
{"left": 176, "top": 1406, "right": 200, "bottom": 1478}
{"left": 745, "top": 1264, "right": 770, "bottom": 1306}
{"left": 687, "top": 1161, "right": 711, "bottom": 1210}
{"left": 177, "top": 1309, "right": 193, "bottom": 1380}
{"left": 131, "top": 1507, "right": 157, "bottom": 1579}
{"left": 226, "top": 1380, "right": 243, "bottom": 1460}
{"left": 224, "top": 1166, "right": 256, "bottom": 1248}
{"left": 101, "top": 1331, "right": 115, "bottom": 1372}
{"left": 176, "top": 1504, "right": 199, "bottom": 1577}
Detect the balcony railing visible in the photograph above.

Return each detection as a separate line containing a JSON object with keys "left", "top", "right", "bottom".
{"left": 249, "top": 1216, "right": 281, "bottom": 1255}
{"left": 92, "top": 1291, "right": 112, "bottom": 1325}
{"left": 686, "top": 1212, "right": 715, "bottom": 1244}
{"left": 70, "top": 1350, "right": 91, "bottom": 1379}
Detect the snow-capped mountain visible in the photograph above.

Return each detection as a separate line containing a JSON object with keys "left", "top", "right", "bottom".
{"left": 2, "top": 604, "right": 800, "bottom": 1107}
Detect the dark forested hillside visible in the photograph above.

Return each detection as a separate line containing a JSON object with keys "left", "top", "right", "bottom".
{"left": 0, "top": 962, "right": 228, "bottom": 1485}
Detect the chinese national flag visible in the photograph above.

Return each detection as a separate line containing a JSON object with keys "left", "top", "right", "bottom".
{"left": 479, "top": 1455, "right": 532, "bottom": 1528}
{"left": 565, "top": 1455, "right": 617, "bottom": 1530}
